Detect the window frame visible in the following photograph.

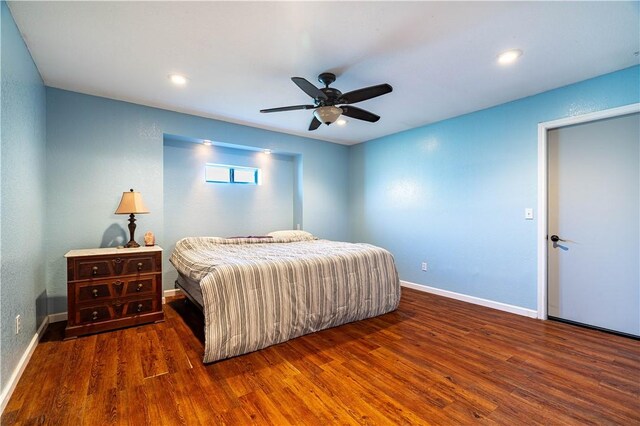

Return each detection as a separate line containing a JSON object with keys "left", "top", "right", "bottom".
{"left": 205, "top": 163, "right": 261, "bottom": 185}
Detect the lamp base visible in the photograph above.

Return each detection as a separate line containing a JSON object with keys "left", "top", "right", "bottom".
{"left": 124, "top": 213, "right": 139, "bottom": 248}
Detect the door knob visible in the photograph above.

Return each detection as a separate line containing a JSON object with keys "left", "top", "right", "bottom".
{"left": 550, "top": 235, "right": 565, "bottom": 242}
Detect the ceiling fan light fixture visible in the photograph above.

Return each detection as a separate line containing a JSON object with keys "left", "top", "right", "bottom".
{"left": 314, "top": 106, "right": 343, "bottom": 125}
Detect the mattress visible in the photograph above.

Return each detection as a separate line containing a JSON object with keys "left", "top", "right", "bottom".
{"left": 170, "top": 236, "right": 400, "bottom": 363}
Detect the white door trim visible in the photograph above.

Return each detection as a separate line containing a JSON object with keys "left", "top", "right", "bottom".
{"left": 537, "top": 103, "right": 640, "bottom": 320}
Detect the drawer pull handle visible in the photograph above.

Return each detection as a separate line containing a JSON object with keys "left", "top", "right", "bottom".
{"left": 137, "top": 262, "right": 143, "bottom": 271}
{"left": 92, "top": 266, "right": 98, "bottom": 275}
{"left": 137, "top": 303, "right": 143, "bottom": 313}
{"left": 113, "top": 281, "right": 123, "bottom": 287}
{"left": 113, "top": 258, "right": 122, "bottom": 264}
{"left": 91, "top": 311, "right": 99, "bottom": 321}
{"left": 92, "top": 289, "right": 99, "bottom": 297}
{"left": 136, "top": 283, "right": 143, "bottom": 292}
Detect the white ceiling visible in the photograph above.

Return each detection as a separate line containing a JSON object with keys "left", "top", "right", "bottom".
{"left": 8, "top": 1, "right": 639, "bottom": 145}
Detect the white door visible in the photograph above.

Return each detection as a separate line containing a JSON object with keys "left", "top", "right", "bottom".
{"left": 547, "top": 112, "right": 639, "bottom": 337}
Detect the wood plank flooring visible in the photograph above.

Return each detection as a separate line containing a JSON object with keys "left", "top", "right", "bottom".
{"left": 2, "top": 288, "right": 639, "bottom": 425}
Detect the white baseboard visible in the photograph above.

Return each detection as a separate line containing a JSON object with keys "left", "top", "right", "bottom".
{"left": 0, "top": 316, "right": 49, "bottom": 415}
{"left": 400, "top": 280, "right": 538, "bottom": 319}
{"left": 48, "top": 312, "right": 68, "bottom": 323}
{"left": 162, "top": 288, "right": 182, "bottom": 303}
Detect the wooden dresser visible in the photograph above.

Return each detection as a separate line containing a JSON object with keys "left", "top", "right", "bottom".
{"left": 64, "top": 246, "right": 164, "bottom": 339}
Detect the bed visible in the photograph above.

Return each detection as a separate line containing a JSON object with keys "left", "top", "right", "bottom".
{"left": 169, "top": 231, "right": 400, "bottom": 363}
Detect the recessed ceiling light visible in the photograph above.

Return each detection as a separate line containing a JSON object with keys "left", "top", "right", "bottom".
{"left": 202, "top": 140, "right": 212, "bottom": 146}
{"left": 263, "top": 149, "right": 272, "bottom": 155}
{"left": 497, "top": 49, "right": 523, "bottom": 65}
{"left": 336, "top": 118, "right": 347, "bottom": 126}
{"left": 169, "top": 74, "right": 188, "bottom": 85}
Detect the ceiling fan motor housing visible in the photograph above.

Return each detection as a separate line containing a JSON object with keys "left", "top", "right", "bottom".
{"left": 318, "top": 72, "right": 336, "bottom": 87}
{"left": 316, "top": 88, "right": 343, "bottom": 106}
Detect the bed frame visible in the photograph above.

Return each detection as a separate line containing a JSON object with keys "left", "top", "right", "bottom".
{"left": 174, "top": 277, "right": 204, "bottom": 312}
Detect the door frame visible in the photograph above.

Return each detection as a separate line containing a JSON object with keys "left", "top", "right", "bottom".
{"left": 536, "top": 103, "right": 640, "bottom": 320}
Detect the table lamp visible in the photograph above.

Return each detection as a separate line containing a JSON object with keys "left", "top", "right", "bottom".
{"left": 115, "top": 189, "right": 149, "bottom": 248}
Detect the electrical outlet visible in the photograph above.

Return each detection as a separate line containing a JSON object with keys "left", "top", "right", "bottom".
{"left": 15, "top": 315, "right": 21, "bottom": 335}
{"left": 421, "top": 262, "right": 428, "bottom": 272}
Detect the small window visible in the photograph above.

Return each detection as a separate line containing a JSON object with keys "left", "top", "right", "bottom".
{"left": 205, "top": 163, "right": 260, "bottom": 185}
{"left": 205, "top": 165, "right": 231, "bottom": 183}
{"left": 233, "top": 168, "right": 257, "bottom": 184}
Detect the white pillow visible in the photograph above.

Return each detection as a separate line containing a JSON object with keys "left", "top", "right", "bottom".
{"left": 267, "top": 230, "right": 316, "bottom": 241}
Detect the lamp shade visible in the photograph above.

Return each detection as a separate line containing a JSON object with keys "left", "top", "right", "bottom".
{"left": 313, "top": 106, "right": 343, "bottom": 125}
{"left": 115, "top": 189, "right": 149, "bottom": 214}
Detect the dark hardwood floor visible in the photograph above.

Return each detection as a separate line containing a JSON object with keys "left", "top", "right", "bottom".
{"left": 2, "top": 288, "right": 639, "bottom": 425}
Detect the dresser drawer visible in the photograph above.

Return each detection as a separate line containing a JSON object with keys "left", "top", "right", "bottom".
{"left": 74, "top": 276, "right": 156, "bottom": 303}
{"left": 76, "top": 282, "right": 114, "bottom": 302}
{"left": 122, "top": 256, "right": 157, "bottom": 275}
{"left": 72, "top": 253, "right": 160, "bottom": 280}
{"left": 75, "top": 298, "right": 158, "bottom": 325}
{"left": 77, "top": 305, "right": 113, "bottom": 324}
{"left": 76, "top": 258, "right": 119, "bottom": 279}
{"left": 123, "top": 277, "right": 155, "bottom": 296}
{"left": 123, "top": 298, "right": 156, "bottom": 316}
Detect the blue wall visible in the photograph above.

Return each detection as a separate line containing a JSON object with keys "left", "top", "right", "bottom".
{"left": 349, "top": 66, "right": 640, "bottom": 310}
{"left": 162, "top": 138, "right": 299, "bottom": 288}
{"left": 45, "top": 88, "right": 350, "bottom": 313}
{"left": 0, "top": 1, "right": 47, "bottom": 391}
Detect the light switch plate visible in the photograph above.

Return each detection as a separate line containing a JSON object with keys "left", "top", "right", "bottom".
{"left": 525, "top": 208, "right": 534, "bottom": 220}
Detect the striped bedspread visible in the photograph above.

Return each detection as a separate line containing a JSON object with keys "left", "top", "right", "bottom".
{"left": 170, "top": 236, "right": 400, "bottom": 363}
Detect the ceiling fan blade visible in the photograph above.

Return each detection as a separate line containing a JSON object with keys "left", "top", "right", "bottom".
{"left": 308, "top": 116, "right": 321, "bottom": 131}
{"left": 292, "top": 77, "right": 327, "bottom": 100}
{"left": 260, "top": 104, "right": 315, "bottom": 113}
{"left": 340, "top": 105, "right": 380, "bottom": 122}
{"left": 341, "top": 83, "right": 392, "bottom": 104}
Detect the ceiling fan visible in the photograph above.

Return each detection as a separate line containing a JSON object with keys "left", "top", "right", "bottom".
{"left": 260, "top": 72, "right": 392, "bottom": 131}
